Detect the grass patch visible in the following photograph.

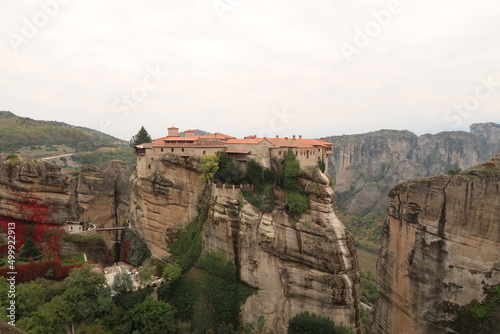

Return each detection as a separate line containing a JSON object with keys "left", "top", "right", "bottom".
{"left": 61, "top": 232, "right": 103, "bottom": 245}
{"left": 60, "top": 254, "right": 85, "bottom": 266}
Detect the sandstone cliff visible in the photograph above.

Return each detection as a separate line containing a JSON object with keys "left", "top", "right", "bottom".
{"left": 0, "top": 154, "right": 130, "bottom": 250}
{"left": 370, "top": 155, "right": 500, "bottom": 334}
{"left": 326, "top": 123, "right": 500, "bottom": 212}
{"left": 128, "top": 153, "right": 362, "bottom": 333}
{"left": 128, "top": 153, "right": 207, "bottom": 258}
{"left": 204, "top": 170, "right": 361, "bottom": 333}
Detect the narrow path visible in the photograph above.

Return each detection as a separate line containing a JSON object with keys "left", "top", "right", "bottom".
{"left": 41, "top": 153, "right": 74, "bottom": 160}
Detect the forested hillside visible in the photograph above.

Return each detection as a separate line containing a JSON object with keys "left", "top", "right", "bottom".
{"left": 0, "top": 111, "right": 127, "bottom": 153}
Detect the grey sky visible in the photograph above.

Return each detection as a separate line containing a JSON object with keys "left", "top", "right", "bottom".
{"left": 1, "top": 0, "right": 499, "bottom": 141}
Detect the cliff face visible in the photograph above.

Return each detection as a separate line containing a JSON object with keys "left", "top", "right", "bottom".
{"left": 326, "top": 123, "right": 500, "bottom": 212}
{"left": 0, "top": 154, "right": 130, "bottom": 247}
{"left": 203, "top": 170, "right": 361, "bottom": 333}
{"left": 128, "top": 153, "right": 207, "bottom": 258}
{"left": 128, "top": 153, "right": 361, "bottom": 333}
{"left": 370, "top": 155, "right": 500, "bottom": 334}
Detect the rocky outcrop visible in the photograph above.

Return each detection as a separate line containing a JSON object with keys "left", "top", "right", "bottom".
{"left": 128, "top": 152, "right": 361, "bottom": 333}
{"left": 128, "top": 154, "right": 207, "bottom": 258}
{"left": 370, "top": 155, "right": 500, "bottom": 334}
{"left": 203, "top": 169, "right": 361, "bottom": 333}
{"left": 326, "top": 123, "right": 500, "bottom": 212}
{"left": 0, "top": 154, "right": 130, "bottom": 249}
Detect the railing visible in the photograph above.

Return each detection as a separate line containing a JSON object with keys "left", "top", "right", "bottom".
{"left": 213, "top": 183, "right": 253, "bottom": 189}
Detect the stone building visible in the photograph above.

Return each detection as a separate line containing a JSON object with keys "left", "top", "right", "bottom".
{"left": 135, "top": 127, "right": 333, "bottom": 176}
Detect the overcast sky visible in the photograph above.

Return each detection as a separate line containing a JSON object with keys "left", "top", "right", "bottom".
{"left": 1, "top": 0, "right": 499, "bottom": 141}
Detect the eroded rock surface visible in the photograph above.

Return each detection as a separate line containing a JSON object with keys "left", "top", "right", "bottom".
{"left": 370, "top": 155, "right": 500, "bottom": 334}
{"left": 0, "top": 155, "right": 130, "bottom": 249}
{"left": 326, "top": 124, "right": 500, "bottom": 212}
{"left": 203, "top": 170, "right": 361, "bottom": 333}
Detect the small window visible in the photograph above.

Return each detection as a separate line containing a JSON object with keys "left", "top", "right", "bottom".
{"left": 203, "top": 151, "right": 206, "bottom": 155}
{"left": 161, "top": 148, "right": 164, "bottom": 152}
{"left": 182, "top": 148, "right": 185, "bottom": 152}
{"left": 279, "top": 151, "right": 282, "bottom": 155}
{"left": 171, "top": 148, "right": 174, "bottom": 152}
{"left": 148, "top": 165, "right": 151, "bottom": 169}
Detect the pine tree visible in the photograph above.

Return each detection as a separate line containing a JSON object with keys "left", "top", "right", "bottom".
{"left": 129, "top": 126, "right": 152, "bottom": 148}
{"left": 20, "top": 237, "right": 42, "bottom": 261}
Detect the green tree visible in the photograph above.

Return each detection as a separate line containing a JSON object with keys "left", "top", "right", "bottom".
{"left": 214, "top": 152, "right": 245, "bottom": 184}
{"left": 62, "top": 265, "right": 113, "bottom": 324}
{"left": 17, "top": 295, "right": 72, "bottom": 334}
{"left": 19, "top": 237, "right": 42, "bottom": 261}
{"left": 318, "top": 158, "right": 326, "bottom": 173}
{"left": 129, "top": 126, "right": 152, "bottom": 148}
{"left": 245, "top": 159, "right": 263, "bottom": 190}
{"left": 200, "top": 154, "right": 219, "bottom": 183}
{"left": 163, "top": 263, "right": 183, "bottom": 282}
{"left": 126, "top": 296, "right": 175, "bottom": 334}
{"left": 17, "top": 282, "right": 45, "bottom": 318}
{"left": 112, "top": 267, "right": 133, "bottom": 294}
{"left": 286, "top": 191, "right": 309, "bottom": 217}
{"left": 137, "top": 266, "right": 155, "bottom": 288}
{"left": 283, "top": 149, "right": 301, "bottom": 191}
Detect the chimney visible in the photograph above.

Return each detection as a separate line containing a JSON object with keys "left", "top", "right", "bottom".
{"left": 299, "top": 135, "right": 302, "bottom": 139}
{"left": 292, "top": 135, "right": 296, "bottom": 139}
{"left": 285, "top": 137, "right": 288, "bottom": 140}
{"left": 276, "top": 135, "right": 279, "bottom": 138}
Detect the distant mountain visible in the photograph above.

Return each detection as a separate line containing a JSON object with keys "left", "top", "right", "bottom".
{"left": 325, "top": 123, "right": 500, "bottom": 212}
{"left": 0, "top": 110, "right": 128, "bottom": 154}
{"left": 178, "top": 129, "right": 210, "bottom": 137}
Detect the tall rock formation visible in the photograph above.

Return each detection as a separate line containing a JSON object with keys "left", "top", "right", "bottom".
{"left": 370, "top": 155, "right": 500, "bottom": 334}
{"left": 128, "top": 153, "right": 207, "bottom": 258}
{"left": 204, "top": 171, "right": 361, "bottom": 333}
{"left": 128, "top": 153, "right": 361, "bottom": 333}
{"left": 0, "top": 154, "right": 130, "bottom": 248}
{"left": 326, "top": 123, "right": 500, "bottom": 212}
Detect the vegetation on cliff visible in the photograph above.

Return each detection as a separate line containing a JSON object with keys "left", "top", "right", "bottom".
{"left": 288, "top": 312, "right": 354, "bottom": 334}
{"left": 453, "top": 284, "right": 500, "bottom": 334}
{"left": 151, "top": 214, "right": 257, "bottom": 333}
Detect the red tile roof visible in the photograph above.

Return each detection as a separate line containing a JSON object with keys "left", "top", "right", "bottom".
{"left": 266, "top": 138, "right": 333, "bottom": 148}
{"left": 225, "top": 138, "right": 267, "bottom": 145}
